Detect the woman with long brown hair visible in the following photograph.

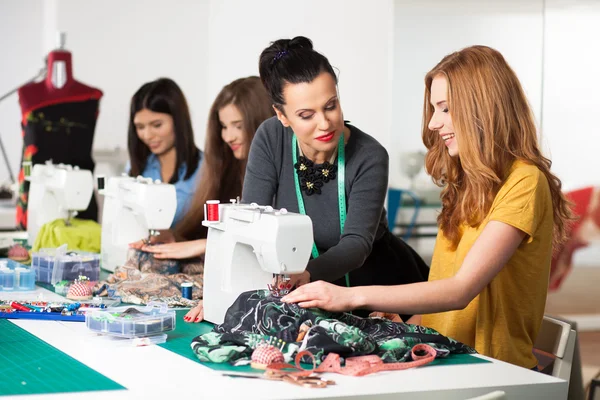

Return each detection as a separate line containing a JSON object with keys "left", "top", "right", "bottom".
{"left": 283, "top": 45, "right": 573, "bottom": 369}
{"left": 130, "top": 76, "right": 274, "bottom": 259}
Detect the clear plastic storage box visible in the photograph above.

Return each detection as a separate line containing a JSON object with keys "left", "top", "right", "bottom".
{"left": 0, "top": 259, "right": 36, "bottom": 291}
{"left": 32, "top": 245, "right": 100, "bottom": 284}
{"left": 85, "top": 302, "right": 176, "bottom": 338}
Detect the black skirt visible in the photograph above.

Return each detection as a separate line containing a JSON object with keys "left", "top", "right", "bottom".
{"left": 331, "top": 230, "right": 430, "bottom": 320}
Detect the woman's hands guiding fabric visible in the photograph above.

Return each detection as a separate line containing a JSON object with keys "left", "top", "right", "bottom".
{"left": 281, "top": 280, "right": 356, "bottom": 312}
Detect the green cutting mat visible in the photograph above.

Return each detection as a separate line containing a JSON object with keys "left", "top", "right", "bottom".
{"left": 156, "top": 311, "right": 265, "bottom": 372}
{"left": 158, "top": 311, "right": 490, "bottom": 373}
{"left": 0, "top": 320, "right": 125, "bottom": 396}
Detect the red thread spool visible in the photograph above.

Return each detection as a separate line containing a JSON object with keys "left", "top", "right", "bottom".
{"left": 205, "top": 200, "right": 220, "bottom": 222}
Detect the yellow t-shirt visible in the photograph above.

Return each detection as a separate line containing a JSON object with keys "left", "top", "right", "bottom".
{"left": 421, "top": 160, "right": 553, "bottom": 369}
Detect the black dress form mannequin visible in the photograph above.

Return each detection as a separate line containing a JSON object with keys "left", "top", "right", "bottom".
{"left": 16, "top": 49, "right": 103, "bottom": 229}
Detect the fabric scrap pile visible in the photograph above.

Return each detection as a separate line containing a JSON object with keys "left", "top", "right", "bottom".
{"left": 94, "top": 249, "right": 203, "bottom": 306}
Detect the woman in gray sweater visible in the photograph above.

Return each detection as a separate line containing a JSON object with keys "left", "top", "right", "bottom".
{"left": 241, "top": 36, "right": 429, "bottom": 318}
{"left": 186, "top": 37, "right": 429, "bottom": 323}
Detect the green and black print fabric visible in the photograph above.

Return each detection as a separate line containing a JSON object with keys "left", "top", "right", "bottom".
{"left": 191, "top": 290, "right": 475, "bottom": 365}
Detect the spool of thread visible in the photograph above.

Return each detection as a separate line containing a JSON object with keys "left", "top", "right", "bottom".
{"left": 205, "top": 200, "right": 220, "bottom": 222}
{"left": 181, "top": 282, "right": 193, "bottom": 300}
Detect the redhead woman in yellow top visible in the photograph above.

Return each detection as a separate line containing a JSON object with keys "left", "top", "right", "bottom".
{"left": 282, "top": 45, "right": 573, "bottom": 369}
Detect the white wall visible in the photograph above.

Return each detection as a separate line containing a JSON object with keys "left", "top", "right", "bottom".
{"left": 543, "top": 0, "right": 600, "bottom": 265}
{"left": 53, "top": 0, "right": 210, "bottom": 153}
{"left": 542, "top": 0, "right": 600, "bottom": 191}
{"left": 0, "top": 0, "right": 45, "bottom": 185}
{"left": 390, "top": 0, "right": 544, "bottom": 187}
{"left": 205, "top": 0, "right": 395, "bottom": 151}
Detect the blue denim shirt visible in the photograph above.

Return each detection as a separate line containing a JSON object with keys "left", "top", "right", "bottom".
{"left": 126, "top": 152, "right": 203, "bottom": 228}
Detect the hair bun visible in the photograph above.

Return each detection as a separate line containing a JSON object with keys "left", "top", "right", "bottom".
{"left": 287, "top": 36, "right": 313, "bottom": 51}
{"left": 258, "top": 35, "right": 336, "bottom": 106}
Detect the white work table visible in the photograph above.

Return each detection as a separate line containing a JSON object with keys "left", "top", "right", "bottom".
{"left": 1, "top": 296, "right": 567, "bottom": 400}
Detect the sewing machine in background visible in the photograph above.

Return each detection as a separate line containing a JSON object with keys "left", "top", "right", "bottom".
{"left": 202, "top": 200, "right": 313, "bottom": 324}
{"left": 24, "top": 161, "right": 94, "bottom": 246}
{"left": 98, "top": 175, "right": 176, "bottom": 272}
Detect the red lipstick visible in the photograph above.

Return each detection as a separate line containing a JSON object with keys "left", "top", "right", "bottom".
{"left": 316, "top": 131, "right": 335, "bottom": 142}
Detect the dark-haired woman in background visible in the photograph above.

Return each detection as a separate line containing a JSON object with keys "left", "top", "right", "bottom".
{"left": 130, "top": 77, "right": 274, "bottom": 297}
{"left": 127, "top": 78, "right": 203, "bottom": 227}
{"left": 185, "top": 37, "right": 429, "bottom": 323}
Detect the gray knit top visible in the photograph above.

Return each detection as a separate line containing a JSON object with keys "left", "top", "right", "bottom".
{"left": 242, "top": 116, "right": 390, "bottom": 282}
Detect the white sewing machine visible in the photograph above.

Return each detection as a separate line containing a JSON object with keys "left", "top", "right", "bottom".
{"left": 24, "top": 161, "right": 94, "bottom": 246}
{"left": 202, "top": 201, "right": 314, "bottom": 324}
{"left": 98, "top": 175, "right": 176, "bottom": 272}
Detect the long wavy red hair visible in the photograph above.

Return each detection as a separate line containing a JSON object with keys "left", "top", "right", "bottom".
{"left": 422, "top": 45, "right": 572, "bottom": 250}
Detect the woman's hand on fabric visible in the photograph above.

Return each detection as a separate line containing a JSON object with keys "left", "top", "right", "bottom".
{"left": 184, "top": 301, "right": 204, "bottom": 323}
{"left": 281, "top": 280, "right": 355, "bottom": 312}
{"left": 141, "top": 239, "right": 206, "bottom": 259}
{"left": 286, "top": 271, "right": 311, "bottom": 289}
{"left": 129, "top": 230, "right": 176, "bottom": 249}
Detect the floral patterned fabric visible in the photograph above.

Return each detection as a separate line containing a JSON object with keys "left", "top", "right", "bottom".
{"left": 94, "top": 249, "right": 203, "bottom": 307}
{"left": 191, "top": 290, "right": 475, "bottom": 366}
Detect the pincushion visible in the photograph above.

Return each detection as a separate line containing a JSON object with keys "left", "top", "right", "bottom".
{"left": 250, "top": 344, "right": 285, "bottom": 369}
{"left": 67, "top": 277, "right": 93, "bottom": 300}
{"left": 8, "top": 244, "right": 30, "bottom": 262}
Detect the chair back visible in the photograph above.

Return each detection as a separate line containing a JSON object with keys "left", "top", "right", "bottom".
{"left": 534, "top": 315, "right": 577, "bottom": 381}
{"left": 387, "top": 188, "right": 421, "bottom": 239}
